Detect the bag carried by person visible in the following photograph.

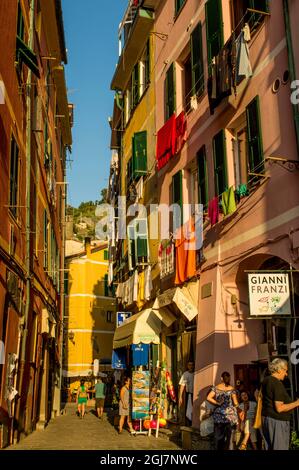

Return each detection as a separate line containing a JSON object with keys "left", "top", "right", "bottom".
{"left": 253, "top": 388, "right": 262, "bottom": 429}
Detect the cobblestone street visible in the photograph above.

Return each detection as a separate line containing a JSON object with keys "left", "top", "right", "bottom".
{"left": 7, "top": 404, "right": 181, "bottom": 451}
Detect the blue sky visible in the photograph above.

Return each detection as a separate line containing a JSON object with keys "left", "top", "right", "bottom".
{"left": 62, "top": 0, "right": 127, "bottom": 208}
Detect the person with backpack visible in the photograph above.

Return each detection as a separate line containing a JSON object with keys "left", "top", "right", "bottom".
{"left": 93, "top": 378, "right": 106, "bottom": 419}
{"left": 77, "top": 379, "right": 88, "bottom": 419}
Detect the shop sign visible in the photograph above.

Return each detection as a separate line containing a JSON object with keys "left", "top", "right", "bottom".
{"left": 248, "top": 273, "right": 291, "bottom": 316}
{"left": 173, "top": 289, "right": 198, "bottom": 321}
{"left": 116, "top": 311, "right": 132, "bottom": 327}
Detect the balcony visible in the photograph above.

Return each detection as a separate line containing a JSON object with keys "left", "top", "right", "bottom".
{"left": 111, "top": 6, "right": 154, "bottom": 91}
{"left": 141, "top": 0, "right": 161, "bottom": 8}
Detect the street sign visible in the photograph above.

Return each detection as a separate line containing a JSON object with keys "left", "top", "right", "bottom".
{"left": 116, "top": 311, "right": 132, "bottom": 327}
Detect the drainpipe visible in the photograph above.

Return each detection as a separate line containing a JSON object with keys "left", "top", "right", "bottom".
{"left": 16, "top": 0, "right": 35, "bottom": 435}
{"left": 283, "top": 0, "right": 299, "bottom": 156}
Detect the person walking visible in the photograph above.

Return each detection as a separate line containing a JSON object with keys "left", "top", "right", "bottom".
{"left": 207, "top": 371, "right": 241, "bottom": 450}
{"left": 178, "top": 361, "right": 194, "bottom": 426}
{"left": 261, "top": 358, "right": 299, "bottom": 450}
{"left": 237, "top": 391, "right": 258, "bottom": 450}
{"left": 118, "top": 377, "right": 135, "bottom": 434}
{"left": 93, "top": 378, "right": 106, "bottom": 419}
{"left": 77, "top": 379, "right": 88, "bottom": 419}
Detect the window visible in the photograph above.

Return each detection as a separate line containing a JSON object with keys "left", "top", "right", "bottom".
{"left": 106, "top": 311, "right": 113, "bottom": 323}
{"left": 125, "top": 87, "right": 132, "bottom": 125}
{"left": 16, "top": 1, "right": 40, "bottom": 78}
{"left": 233, "top": 126, "right": 249, "bottom": 187}
{"left": 197, "top": 146, "right": 208, "bottom": 207}
{"left": 140, "top": 39, "right": 150, "bottom": 96}
{"left": 165, "top": 63, "right": 176, "bottom": 121}
{"left": 213, "top": 130, "right": 228, "bottom": 196}
{"left": 9, "top": 136, "right": 19, "bottom": 218}
{"left": 172, "top": 171, "right": 183, "bottom": 230}
{"left": 104, "top": 250, "right": 108, "bottom": 261}
{"left": 205, "top": 0, "right": 224, "bottom": 64}
{"left": 126, "top": 158, "right": 133, "bottom": 191}
{"left": 183, "top": 54, "right": 192, "bottom": 112}
{"left": 132, "top": 131, "right": 147, "bottom": 179}
{"left": 191, "top": 23, "right": 204, "bottom": 97}
{"left": 175, "top": 0, "right": 186, "bottom": 16}
{"left": 246, "top": 96, "right": 264, "bottom": 173}
{"left": 144, "top": 39, "right": 150, "bottom": 86}
{"left": 132, "top": 62, "right": 139, "bottom": 109}
{"left": 104, "top": 274, "right": 109, "bottom": 297}
{"left": 128, "top": 218, "right": 149, "bottom": 270}
{"left": 231, "top": 0, "right": 269, "bottom": 34}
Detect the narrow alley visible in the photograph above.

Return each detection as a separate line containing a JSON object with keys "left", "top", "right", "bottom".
{"left": 6, "top": 404, "right": 180, "bottom": 451}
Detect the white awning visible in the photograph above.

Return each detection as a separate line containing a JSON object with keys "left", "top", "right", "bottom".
{"left": 153, "top": 281, "right": 199, "bottom": 322}
{"left": 113, "top": 309, "right": 161, "bottom": 349}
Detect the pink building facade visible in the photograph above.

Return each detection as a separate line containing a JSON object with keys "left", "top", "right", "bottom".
{"left": 154, "top": 0, "right": 299, "bottom": 429}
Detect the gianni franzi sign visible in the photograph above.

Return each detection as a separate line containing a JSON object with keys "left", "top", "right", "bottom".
{"left": 248, "top": 273, "right": 291, "bottom": 317}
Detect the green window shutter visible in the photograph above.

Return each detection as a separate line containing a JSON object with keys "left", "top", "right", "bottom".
{"left": 127, "top": 224, "right": 137, "bottom": 270}
{"left": 132, "top": 131, "right": 147, "bottom": 179}
{"left": 197, "top": 146, "right": 208, "bottom": 207}
{"left": 9, "top": 137, "right": 19, "bottom": 217}
{"left": 191, "top": 22, "right": 204, "bottom": 97}
{"left": 16, "top": 36, "right": 40, "bottom": 78}
{"left": 17, "top": 2, "right": 25, "bottom": 40}
{"left": 135, "top": 219, "right": 148, "bottom": 259}
{"left": 246, "top": 96, "right": 264, "bottom": 173}
{"left": 172, "top": 171, "right": 183, "bottom": 208}
{"left": 175, "top": 0, "right": 185, "bottom": 15}
{"left": 145, "top": 39, "right": 150, "bottom": 85}
{"left": 205, "top": 0, "right": 224, "bottom": 64}
{"left": 104, "top": 274, "right": 109, "bottom": 297}
{"left": 213, "top": 130, "right": 228, "bottom": 196}
{"left": 132, "top": 62, "right": 139, "bottom": 108}
{"left": 165, "top": 63, "right": 176, "bottom": 121}
{"left": 104, "top": 250, "right": 108, "bottom": 261}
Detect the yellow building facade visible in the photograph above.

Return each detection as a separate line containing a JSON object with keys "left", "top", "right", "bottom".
{"left": 64, "top": 239, "right": 116, "bottom": 391}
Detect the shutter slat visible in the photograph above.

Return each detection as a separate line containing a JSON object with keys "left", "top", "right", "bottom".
{"left": 205, "top": 0, "right": 224, "bottom": 64}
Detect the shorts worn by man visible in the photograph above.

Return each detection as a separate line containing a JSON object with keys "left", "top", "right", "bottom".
{"left": 94, "top": 379, "right": 106, "bottom": 419}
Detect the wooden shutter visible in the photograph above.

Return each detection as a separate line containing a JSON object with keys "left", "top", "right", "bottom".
{"left": 175, "top": 0, "right": 185, "bottom": 15}
{"left": 145, "top": 39, "right": 150, "bottom": 85}
{"left": 246, "top": 96, "right": 264, "bottom": 173}
{"left": 165, "top": 63, "right": 176, "bottom": 121}
{"left": 9, "top": 137, "right": 19, "bottom": 217}
{"left": 197, "top": 146, "right": 208, "bottom": 207}
{"left": 132, "top": 62, "right": 139, "bottom": 108}
{"left": 205, "top": 0, "right": 224, "bottom": 64}
{"left": 191, "top": 22, "right": 204, "bottom": 96}
{"left": 127, "top": 224, "right": 136, "bottom": 270}
{"left": 135, "top": 219, "right": 148, "bottom": 259}
{"left": 172, "top": 171, "right": 183, "bottom": 230}
{"left": 213, "top": 130, "right": 228, "bottom": 196}
{"left": 132, "top": 131, "right": 147, "bottom": 179}
{"left": 250, "top": 0, "right": 269, "bottom": 27}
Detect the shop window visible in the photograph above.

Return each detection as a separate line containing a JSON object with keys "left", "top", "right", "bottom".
{"left": 197, "top": 146, "right": 208, "bottom": 208}
{"left": 9, "top": 136, "right": 19, "bottom": 218}
{"left": 165, "top": 63, "right": 176, "bottom": 121}
{"left": 205, "top": 0, "right": 224, "bottom": 65}
{"left": 191, "top": 22, "right": 204, "bottom": 97}
{"left": 213, "top": 130, "right": 228, "bottom": 196}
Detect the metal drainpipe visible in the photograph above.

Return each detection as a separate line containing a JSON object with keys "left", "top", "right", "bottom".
{"left": 283, "top": 0, "right": 299, "bottom": 156}
{"left": 58, "top": 151, "right": 67, "bottom": 411}
{"left": 16, "top": 0, "right": 35, "bottom": 434}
